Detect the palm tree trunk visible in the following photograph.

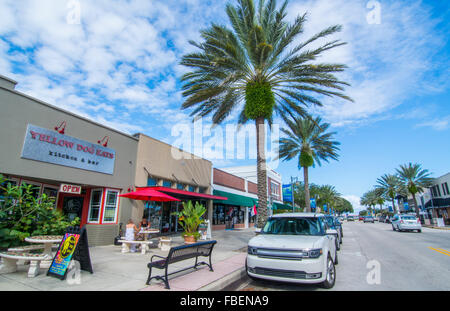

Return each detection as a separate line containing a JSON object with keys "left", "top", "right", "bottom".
{"left": 256, "top": 117, "right": 268, "bottom": 228}
{"left": 303, "top": 166, "right": 311, "bottom": 212}
{"left": 391, "top": 198, "right": 396, "bottom": 214}
{"left": 412, "top": 193, "right": 421, "bottom": 223}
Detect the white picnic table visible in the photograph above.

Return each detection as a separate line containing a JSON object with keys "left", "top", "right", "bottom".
{"left": 138, "top": 229, "right": 160, "bottom": 241}
{"left": 24, "top": 235, "right": 63, "bottom": 267}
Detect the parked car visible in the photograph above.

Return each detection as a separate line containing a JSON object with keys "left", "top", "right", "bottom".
{"left": 246, "top": 213, "right": 338, "bottom": 289}
{"left": 324, "top": 215, "right": 342, "bottom": 249}
{"left": 391, "top": 214, "right": 422, "bottom": 232}
{"left": 363, "top": 216, "right": 375, "bottom": 223}
{"left": 359, "top": 216, "right": 364, "bottom": 221}
{"left": 347, "top": 216, "right": 354, "bottom": 221}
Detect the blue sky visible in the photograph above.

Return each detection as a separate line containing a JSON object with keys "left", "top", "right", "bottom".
{"left": 0, "top": 0, "right": 449, "bottom": 212}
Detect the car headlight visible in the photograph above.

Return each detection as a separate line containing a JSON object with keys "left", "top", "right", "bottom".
{"left": 248, "top": 246, "right": 258, "bottom": 255}
{"left": 307, "top": 249, "right": 323, "bottom": 259}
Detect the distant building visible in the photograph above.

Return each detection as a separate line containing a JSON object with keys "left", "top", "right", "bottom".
{"left": 410, "top": 172, "right": 450, "bottom": 226}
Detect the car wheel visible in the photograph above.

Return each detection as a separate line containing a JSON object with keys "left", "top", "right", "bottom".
{"left": 334, "top": 251, "right": 339, "bottom": 265}
{"left": 418, "top": 229, "right": 421, "bottom": 233}
{"left": 392, "top": 225, "right": 396, "bottom": 231}
{"left": 321, "top": 255, "right": 336, "bottom": 289}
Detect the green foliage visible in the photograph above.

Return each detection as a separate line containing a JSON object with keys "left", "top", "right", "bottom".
{"left": 273, "top": 208, "right": 304, "bottom": 214}
{"left": 0, "top": 175, "right": 79, "bottom": 250}
{"left": 172, "top": 201, "right": 206, "bottom": 240}
{"left": 299, "top": 151, "right": 314, "bottom": 168}
{"left": 244, "top": 81, "right": 275, "bottom": 120}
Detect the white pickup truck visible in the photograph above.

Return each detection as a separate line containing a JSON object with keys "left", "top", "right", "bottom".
{"left": 246, "top": 213, "right": 338, "bottom": 288}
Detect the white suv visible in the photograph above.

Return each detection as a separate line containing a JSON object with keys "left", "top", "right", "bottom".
{"left": 246, "top": 213, "right": 338, "bottom": 289}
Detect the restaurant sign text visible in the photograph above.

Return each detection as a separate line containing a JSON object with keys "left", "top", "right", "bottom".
{"left": 21, "top": 124, "right": 115, "bottom": 175}
{"left": 59, "top": 184, "right": 82, "bottom": 194}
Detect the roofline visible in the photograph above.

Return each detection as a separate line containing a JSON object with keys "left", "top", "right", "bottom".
{"left": 134, "top": 132, "right": 212, "bottom": 164}
{"left": 0, "top": 74, "right": 18, "bottom": 85}
{"left": 0, "top": 84, "right": 139, "bottom": 141}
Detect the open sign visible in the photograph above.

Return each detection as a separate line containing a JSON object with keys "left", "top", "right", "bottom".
{"left": 60, "top": 184, "right": 82, "bottom": 194}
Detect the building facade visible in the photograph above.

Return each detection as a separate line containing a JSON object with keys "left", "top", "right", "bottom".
{"left": 413, "top": 172, "right": 450, "bottom": 226}
{"left": 211, "top": 165, "right": 289, "bottom": 230}
{"left": 0, "top": 75, "right": 139, "bottom": 245}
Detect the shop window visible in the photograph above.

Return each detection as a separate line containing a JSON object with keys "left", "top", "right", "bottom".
{"left": 88, "top": 189, "right": 103, "bottom": 223}
{"left": 188, "top": 185, "right": 195, "bottom": 192}
{"left": 102, "top": 190, "right": 119, "bottom": 223}
{"left": 213, "top": 205, "right": 225, "bottom": 225}
{"left": 199, "top": 187, "right": 207, "bottom": 194}
{"left": 147, "top": 178, "right": 157, "bottom": 186}
{"left": 0, "top": 178, "right": 18, "bottom": 205}
{"left": 163, "top": 180, "right": 172, "bottom": 188}
{"left": 177, "top": 183, "right": 185, "bottom": 190}
{"left": 20, "top": 180, "right": 42, "bottom": 200}
{"left": 42, "top": 186, "right": 59, "bottom": 208}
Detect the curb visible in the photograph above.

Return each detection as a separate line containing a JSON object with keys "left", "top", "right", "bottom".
{"left": 197, "top": 267, "right": 246, "bottom": 291}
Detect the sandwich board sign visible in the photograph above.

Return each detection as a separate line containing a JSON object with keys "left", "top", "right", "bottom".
{"left": 47, "top": 226, "right": 93, "bottom": 280}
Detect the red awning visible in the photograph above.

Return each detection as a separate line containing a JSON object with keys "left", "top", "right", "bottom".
{"left": 136, "top": 186, "right": 228, "bottom": 201}
{"left": 119, "top": 188, "right": 180, "bottom": 202}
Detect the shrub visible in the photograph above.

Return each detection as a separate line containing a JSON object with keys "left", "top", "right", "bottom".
{"left": 0, "top": 174, "right": 79, "bottom": 250}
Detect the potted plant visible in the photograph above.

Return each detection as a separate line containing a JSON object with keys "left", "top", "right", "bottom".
{"left": 173, "top": 201, "right": 206, "bottom": 244}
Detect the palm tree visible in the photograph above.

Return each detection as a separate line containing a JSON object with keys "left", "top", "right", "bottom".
{"left": 180, "top": 0, "right": 351, "bottom": 227}
{"left": 375, "top": 174, "right": 401, "bottom": 214}
{"left": 277, "top": 116, "right": 340, "bottom": 212}
{"left": 318, "top": 184, "right": 341, "bottom": 214}
{"left": 396, "top": 163, "right": 433, "bottom": 219}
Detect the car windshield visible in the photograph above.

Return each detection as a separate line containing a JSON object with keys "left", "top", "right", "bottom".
{"left": 401, "top": 216, "right": 416, "bottom": 220}
{"left": 324, "top": 217, "right": 336, "bottom": 228}
{"left": 262, "top": 217, "right": 324, "bottom": 236}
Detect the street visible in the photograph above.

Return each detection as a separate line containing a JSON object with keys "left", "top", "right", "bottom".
{"left": 231, "top": 221, "right": 450, "bottom": 291}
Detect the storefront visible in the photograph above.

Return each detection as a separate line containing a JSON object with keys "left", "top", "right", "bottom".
{"left": 212, "top": 189, "right": 257, "bottom": 230}
{"left": 0, "top": 75, "right": 139, "bottom": 245}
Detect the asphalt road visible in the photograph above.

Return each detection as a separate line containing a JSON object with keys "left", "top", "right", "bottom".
{"left": 231, "top": 221, "right": 450, "bottom": 291}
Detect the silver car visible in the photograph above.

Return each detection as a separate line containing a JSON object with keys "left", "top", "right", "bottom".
{"left": 391, "top": 214, "right": 422, "bottom": 232}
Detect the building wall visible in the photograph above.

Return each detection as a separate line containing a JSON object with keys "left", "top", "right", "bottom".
{"left": 132, "top": 133, "right": 213, "bottom": 221}
{"left": 213, "top": 168, "right": 245, "bottom": 191}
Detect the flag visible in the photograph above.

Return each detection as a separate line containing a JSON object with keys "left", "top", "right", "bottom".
{"left": 251, "top": 205, "right": 257, "bottom": 217}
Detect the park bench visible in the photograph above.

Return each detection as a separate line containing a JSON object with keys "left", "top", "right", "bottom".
{"left": 158, "top": 237, "right": 172, "bottom": 251}
{"left": 8, "top": 244, "right": 59, "bottom": 252}
{"left": 0, "top": 252, "right": 50, "bottom": 277}
{"left": 146, "top": 240, "right": 217, "bottom": 289}
{"left": 118, "top": 240, "right": 153, "bottom": 254}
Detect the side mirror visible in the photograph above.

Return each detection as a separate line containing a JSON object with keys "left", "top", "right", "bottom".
{"left": 326, "top": 229, "right": 338, "bottom": 235}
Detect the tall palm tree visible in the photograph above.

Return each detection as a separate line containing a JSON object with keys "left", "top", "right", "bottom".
{"left": 180, "top": 0, "right": 351, "bottom": 227}
{"left": 375, "top": 174, "right": 401, "bottom": 214}
{"left": 396, "top": 163, "right": 433, "bottom": 219}
{"left": 277, "top": 116, "right": 340, "bottom": 212}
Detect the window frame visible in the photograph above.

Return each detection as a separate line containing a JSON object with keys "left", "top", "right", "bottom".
{"left": 102, "top": 189, "right": 120, "bottom": 224}
{"left": 87, "top": 188, "right": 104, "bottom": 224}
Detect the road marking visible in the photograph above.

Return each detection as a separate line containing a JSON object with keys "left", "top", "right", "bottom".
{"left": 428, "top": 247, "right": 450, "bottom": 257}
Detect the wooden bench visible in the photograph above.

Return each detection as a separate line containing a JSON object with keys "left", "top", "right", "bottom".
{"left": 146, "top": 240, "right": 217, "bottom": 289}
{"left": 118, "top": 240, "right": 153, "bottom": 254}
{"left": 0, "top": 252, "right": 50, "bottom": 277}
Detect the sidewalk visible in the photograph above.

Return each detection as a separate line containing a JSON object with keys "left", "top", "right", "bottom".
{"left": 0, "top": 228, "right": 254, "bottom": 291}
{"left": 423, "top": 225, "right": 450, "bottom": 230}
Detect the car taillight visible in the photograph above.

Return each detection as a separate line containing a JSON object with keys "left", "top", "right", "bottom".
{"left": 400, "top": 220, "right": 404, "bottom": 224}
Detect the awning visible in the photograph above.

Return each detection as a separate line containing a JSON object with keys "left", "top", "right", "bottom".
{"left": 273, "top": 202, "right": 294, "bottom": 210}
{"left": 213, "top": 190, "right": 257, "bottom": 207}
{"left": 138, "top": 186, "right": 228, "bottom": 201}
{"left": 119, "top": 189, "right": 180, "bottom": 202}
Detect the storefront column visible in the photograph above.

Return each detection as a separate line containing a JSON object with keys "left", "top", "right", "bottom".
{"left": 208, "top": 199, "right": 213, "bottom": 228}
{"left": 244, "top": 207, "right": 249, "bottom": 228}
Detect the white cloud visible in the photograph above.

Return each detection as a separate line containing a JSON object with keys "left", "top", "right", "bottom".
{"left": 342, "top": 194, "right": 364, "bottom": 214}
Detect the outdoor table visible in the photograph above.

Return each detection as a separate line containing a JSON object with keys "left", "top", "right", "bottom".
{"left": 138, "top": 229, "right": 160, "bottom": 241}
{"left": 24, "top": 235, "right": 63, "bottom": 267}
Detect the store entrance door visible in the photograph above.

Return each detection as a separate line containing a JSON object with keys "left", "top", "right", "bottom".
{"left": 62, "top": 196, "right": 84, "bottom": 222}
